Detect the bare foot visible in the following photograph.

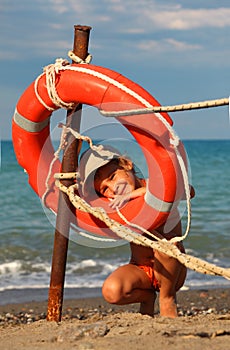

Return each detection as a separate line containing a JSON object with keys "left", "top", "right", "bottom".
{"left": 159, "top": 296, "right": 178, "bottom": 318}
{"left": 140, "top": 292, "right": 156, "bottom": 316}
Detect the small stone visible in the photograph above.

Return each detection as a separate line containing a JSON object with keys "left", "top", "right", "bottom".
{"left": 206, "top": 308, "right": 215, "bottom": 314}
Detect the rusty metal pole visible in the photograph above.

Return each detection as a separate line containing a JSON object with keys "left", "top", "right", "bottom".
{"left": 47, "top": 25, "right": 91, "bottom": 322}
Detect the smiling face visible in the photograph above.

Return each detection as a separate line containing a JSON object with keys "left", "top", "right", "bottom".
{"left": 94, "top": 159, "right": 136, "bottom": 199}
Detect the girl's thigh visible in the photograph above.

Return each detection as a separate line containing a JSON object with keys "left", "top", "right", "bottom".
{"left": 104, "top": 263, "right": 153, "bottom": 291}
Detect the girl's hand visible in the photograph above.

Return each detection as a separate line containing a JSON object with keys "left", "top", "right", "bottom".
{"left": 109, "top": 193, "right": 131, "bottom": 209}
{"left": 108, "top": 187, "right": 146, "bottom": 209}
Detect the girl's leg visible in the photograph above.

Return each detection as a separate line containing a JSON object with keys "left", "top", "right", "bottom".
{"left": 154, "top": 220, "right": 187, "bottom": 318}
{"left": 154, "top": 250, "right": 186, "bottom": 317}
{"left": 102, "top": 263, "right": 156, "bottom": 316}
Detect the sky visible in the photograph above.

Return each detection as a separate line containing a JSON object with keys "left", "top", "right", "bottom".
{"left": 1, "top": 0, "right": 230, "bottom": 140}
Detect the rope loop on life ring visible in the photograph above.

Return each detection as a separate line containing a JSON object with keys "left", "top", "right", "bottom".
{"left": 68, "top": 50, "right": 93, "bottom": 64}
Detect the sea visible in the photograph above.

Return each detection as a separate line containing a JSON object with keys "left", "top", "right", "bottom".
{"left": 1, "top": 137, "right": 230, "bottom": 305}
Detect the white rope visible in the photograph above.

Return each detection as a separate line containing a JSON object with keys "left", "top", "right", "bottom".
{"left": 34, "top": 51, "right": 93, "bottom": 111}
{"left": 57, "top": 65, "right": 155, "bottom": 109}
{"left": 45, "top": 59, "right": 76, "bottom": 110}
{"left": 100, "top": 97, "right": 229, "bottom": 116}
{"left": 115, "top": 207, "right": 165, "bottom": 241}
{"left": 61, "top": 124, "right": 94, "bottom": 149}
{"left": 54, "top": 172, "right": 78, "bottom": 180}
{"left": 34, "top": 56, "right": 229, "bottom": 116}
{"left": 170, "top": 146, "right": 192, "bottom": 243}
{"left": 42, "top": 124, "right": 101, "bottom": 206}
{"left": 55, "top": 180, "right": 230, "bottom": 280}
{"left": 34, "top": 59, "right": 74, "bottom": 112}
{"left": 68, "top": 50, "right": 92, "bottom": 64}
{"left": 71, "top": 228, "right": 119, "bottom": 242}
{"left": 34, "top": 73, "right": 55, "bottom": 112}
{"left": 41, "top": 124, "right": 68, "bottom": 206}
{"left": 141, "top": 111, "right": 191, "bottom": 243}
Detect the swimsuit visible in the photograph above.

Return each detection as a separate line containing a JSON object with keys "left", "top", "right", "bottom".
{"left": 134, "top": 264, "right": 160, "bottom": 292}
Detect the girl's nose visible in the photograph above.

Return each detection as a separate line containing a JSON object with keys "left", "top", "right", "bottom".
{"left": 104, "top": 179, "right": 116, "bottom": 196}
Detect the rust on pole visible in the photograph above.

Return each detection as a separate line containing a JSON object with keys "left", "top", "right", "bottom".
{"left": 46, "top": 25, "right": 91, "bottom": 322}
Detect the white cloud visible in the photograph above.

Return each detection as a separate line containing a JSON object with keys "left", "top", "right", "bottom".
{"left": 46, "top": 1, "right": 230, "bottom": 31}
{"left": 1, "top": 1, "right": 230, "bottom": 65}
{"left": 143, "top": 6, "right": 230, "bottom": 30}
{"left": 2, "top": 1, "right": 230, "bottom": 29}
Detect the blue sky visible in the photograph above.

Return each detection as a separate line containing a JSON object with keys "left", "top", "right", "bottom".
{"left": 1, "top": 0, "right": 230, "bottom": 140}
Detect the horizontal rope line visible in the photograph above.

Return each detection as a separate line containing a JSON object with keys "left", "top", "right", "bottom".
{"left": 100, "top": 97, "right": 229, "bottom": 117}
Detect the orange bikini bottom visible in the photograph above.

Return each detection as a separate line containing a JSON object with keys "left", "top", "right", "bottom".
{"left": 136, "top": 264, "right": 160, "bottom": 292}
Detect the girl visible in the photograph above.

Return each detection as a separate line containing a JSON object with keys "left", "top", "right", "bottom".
{"left": 79, "top": 145, "right": 191, "bottom": 317}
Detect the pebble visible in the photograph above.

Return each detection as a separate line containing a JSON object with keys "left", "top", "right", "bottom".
{"left": 177, "top": 306, "right": 217, "bottom": 317}
{"left": 0, "top": 311, "right": 46, "bottom": 325}
{"left": 0, "top": 302, "right": 229, "bottom": 326}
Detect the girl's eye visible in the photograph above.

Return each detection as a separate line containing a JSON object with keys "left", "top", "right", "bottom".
{"left": 102, "top": 186, "right": 108, "bottom": 195}
{"left": 110, "top": 172, "right": 116, "bottom": 180}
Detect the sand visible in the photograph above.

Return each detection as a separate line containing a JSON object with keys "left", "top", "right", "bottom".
{"left": 1, "top": 288, "right": 230, "bottom": 350}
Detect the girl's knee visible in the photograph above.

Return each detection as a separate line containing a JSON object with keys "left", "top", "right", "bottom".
{"left": 102, "top": 279, "right": 123, "bottom": 304}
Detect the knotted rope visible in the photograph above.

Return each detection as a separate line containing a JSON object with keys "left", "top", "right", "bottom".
{"left": 54, "top": 179, "right": 230, "bottom": 280}
{"left": 68, "top": 50, "right": 92, "bottom": 64}
{"left": 34, "top": 50, "right": 92, "bottom": 111}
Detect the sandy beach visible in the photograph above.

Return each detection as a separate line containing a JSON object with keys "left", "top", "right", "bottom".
{"left": 0, "top": 288, "right": 230, "bottom": 350}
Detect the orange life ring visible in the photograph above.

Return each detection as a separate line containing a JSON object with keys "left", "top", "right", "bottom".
{"left": 12, "top": 63, "right": 187, "bottom": 238}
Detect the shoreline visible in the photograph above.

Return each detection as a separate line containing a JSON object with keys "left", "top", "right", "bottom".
{"left": 1, "top": 288, "right": 230, "bottom": 350}
{"left": 0, "top": 287, "right": 102, "bottom": 306}
{"left": 1, "top": 283, "right": 229, "bottom": 305}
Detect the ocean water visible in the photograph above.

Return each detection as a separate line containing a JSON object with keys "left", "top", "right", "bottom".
{"left": 1, "top": 138, "right": 230, "bottom": 304}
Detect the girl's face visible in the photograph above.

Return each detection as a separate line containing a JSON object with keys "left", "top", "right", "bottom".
{"left": 94, "top": 160, "right": 136, "bottom": 199}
